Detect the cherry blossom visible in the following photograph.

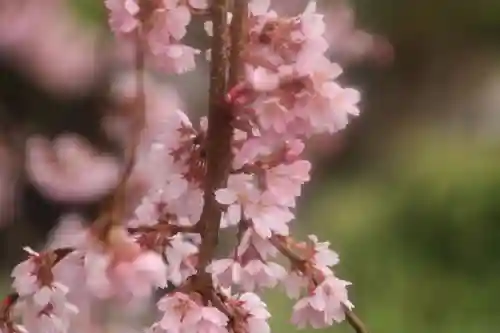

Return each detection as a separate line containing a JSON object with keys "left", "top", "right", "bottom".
{"left": 154, "top": 292, "right": 228, "bottom": 333}
{"left": 292, "top": 277, "right": 353, "bottom": 329}
{"left": 83, "top": 227, "right": 167, "bottom": 300}
{"left": 11, "top": 248, "right": 78, "bottom": 333}
{"left": 233, "top": 292, "right": 271, "bottom": 333}
{"left": 2, "top": 1, "right": 372, "bottom": 332}
{"left": 164, "top": 234, "right": 199, "bottom": 286}
{"left": 105, "top": 0, "right": 202, "bottom": 74}
{"left": 239, "top": 260, "right": 286, "bottom": 291}
{"left": 207, "top": 259, "right": 243, "bottom": 288}
{"left": 105, "top": 0, "right": 140, "bottom": 35}
{"left": 181, "top": 306, "right": 229, "bottom": 333}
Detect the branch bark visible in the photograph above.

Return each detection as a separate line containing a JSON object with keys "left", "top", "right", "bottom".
{"left": 195, "top": 0, "right": 249, "bottom": 296}
{"left": 195, "top": 0, "right": 231, "bottom": 277}
{"left": 229, "top": 0, "right": 248, "bottom": 87}
{"left": 95, "top": 31, "right": 146, "bottom": 238}
{"left": 111, "top": 30, "right": 146, "bottom": 224}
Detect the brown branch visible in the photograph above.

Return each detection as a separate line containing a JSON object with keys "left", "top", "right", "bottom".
{"left": 95, "top": 30, "right": 146, "bottom": 238}
{"left": 344, "top": 306, "right": 369, "bottom": 333}
{"left": 194, "top": 0, "right": 231, "bottom": 289}
{"left": 111, "top": 29, "right": 146, "bottom": 222}
{"left": 228, "top": 0, "right": 248, "bottom": 87}
{"left": 127, "top": 223, "right": 200, "bottom": 235}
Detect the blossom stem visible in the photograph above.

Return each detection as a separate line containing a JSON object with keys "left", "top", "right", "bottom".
{"left": 344, "top": 306, "right": 369, "bottom": 333}
{"left": 270, "top": 234, "right": 368, "bottom": 333}
{"left": 195, "top": 0, "right": 231, "bottom": 287}
{"left": 127, "top": 223, "right": 200, "bottom": 235}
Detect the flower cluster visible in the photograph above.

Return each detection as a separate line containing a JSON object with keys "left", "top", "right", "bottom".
{"left": 105, "top": 0, "right": 208, "bottom": 73}
{"left": 1, "top": 1, "right": 367, "bottom": 333}
{"left": 10, "top": 247, "right": 78, "bottom": 333}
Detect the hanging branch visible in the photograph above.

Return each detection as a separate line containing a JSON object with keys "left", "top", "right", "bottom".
{"left": 95, "top": 29, "right": 146, "bottom": 237}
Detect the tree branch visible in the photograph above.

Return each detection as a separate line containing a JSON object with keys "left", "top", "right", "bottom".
{"left": 195, "top": 0, "right": 231, "bottom": 280}
{"left": 229, "top": 0, "right": 248, "bottom": 87}
{"left": 95, "top": 30, "right": 146, "bottom": 238}
{"left": 112, "top": 30, "right": 146, "bottom": 223}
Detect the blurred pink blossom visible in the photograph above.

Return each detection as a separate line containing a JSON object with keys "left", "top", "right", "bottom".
{"left": 103, "top": 73, "right": 187, "bottom": 210}
{"left": 25, "top": 134, "right": 121, "bottom": 203}
{"left": 0, "top": 0, "right": 100, "bottom": 95}
{"left": 268, "top": 0, "right": 393, "bottom": 66}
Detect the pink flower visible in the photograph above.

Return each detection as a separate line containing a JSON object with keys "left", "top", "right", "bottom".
{"left": 11, "top": 248, "right": 78, "bottom": 333}
{"left": 308, "top": 235, "right": 339, "bottom": 272}
{"left": 265, "top": 160, "right": 311, "bottom": 206}
{"left": 249, "top": 0, "right": 271, "bottom": 16}
{"left": 282, "top": 271, "right": 308, "bottom": 299}
{"left": 245, "top": 203, "right": 294, "bottom": 238}
{"left": 156, "top": 292, "right": 216, "bottom": 333}
{"left": 182, "top": 306, "right": 229, "bottom": 333}
{"left": 291, "top": 276, "right": 352, "bottom": 329}
{"left": 240, "top": 260, "right": 286, "bottom": 291}
{"left": 215, "top": 174, "right": 259, "bottom": 227}
{"left": 248, "top": 67, "right": 280, "bottom": 92}
{"left": 11, "top": 254, "right": 38, "bottom": 297}
{"left": 300, "top": 2, "right": 326, "bottom": 40}
{"left": 115, "top": 251, "right": 168, "bottom": 298}
{"left": 104, "top": 0, "right": 140, "bottom": 35}
{"left": 237, "top": 230, "right": 279, "bottom": 260}
{"left": 165, "top": 235, "right": 199, "bottom": 286}
{"left": 84, "top": 228, "right": 167, "bottom": 300}
{"left": 19, "top": 294, "right": 79, "bottom": 333}
{"left": 207, "top": 259, "right": 242, "bottom": 288}
{"left": 235, "top": 293, "right": 271, "bottom": 333}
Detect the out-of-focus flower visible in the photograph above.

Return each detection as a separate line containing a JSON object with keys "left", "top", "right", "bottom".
{"left": 0, "top": 0, "right": 101, "bottom": 95}
{"left": 25, "top": 134, "right": 121, "bottom": 203}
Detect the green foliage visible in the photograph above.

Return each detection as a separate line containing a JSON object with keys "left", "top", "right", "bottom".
{"left": 67, "top": 0, "right": 106, "bottom": 26}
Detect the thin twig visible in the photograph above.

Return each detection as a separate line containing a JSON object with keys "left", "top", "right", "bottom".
{"left": 270, "top": 234, "right": 369, "bottom": 333}
{"left": 96, "top": 30, "right": 146, "bottom": 237}
{"left": 111, "top": 29, "right": 146, "bottom": 222}
{"left": 345, "top": 306, "right": 369, "bottom": 333}
{"left": 127, "top": 223, "right": 200, "bottom": 235}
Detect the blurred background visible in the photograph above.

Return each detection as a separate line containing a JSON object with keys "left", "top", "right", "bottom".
{"left": 1, "top": 1, "right": 500, "bottom": 333}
